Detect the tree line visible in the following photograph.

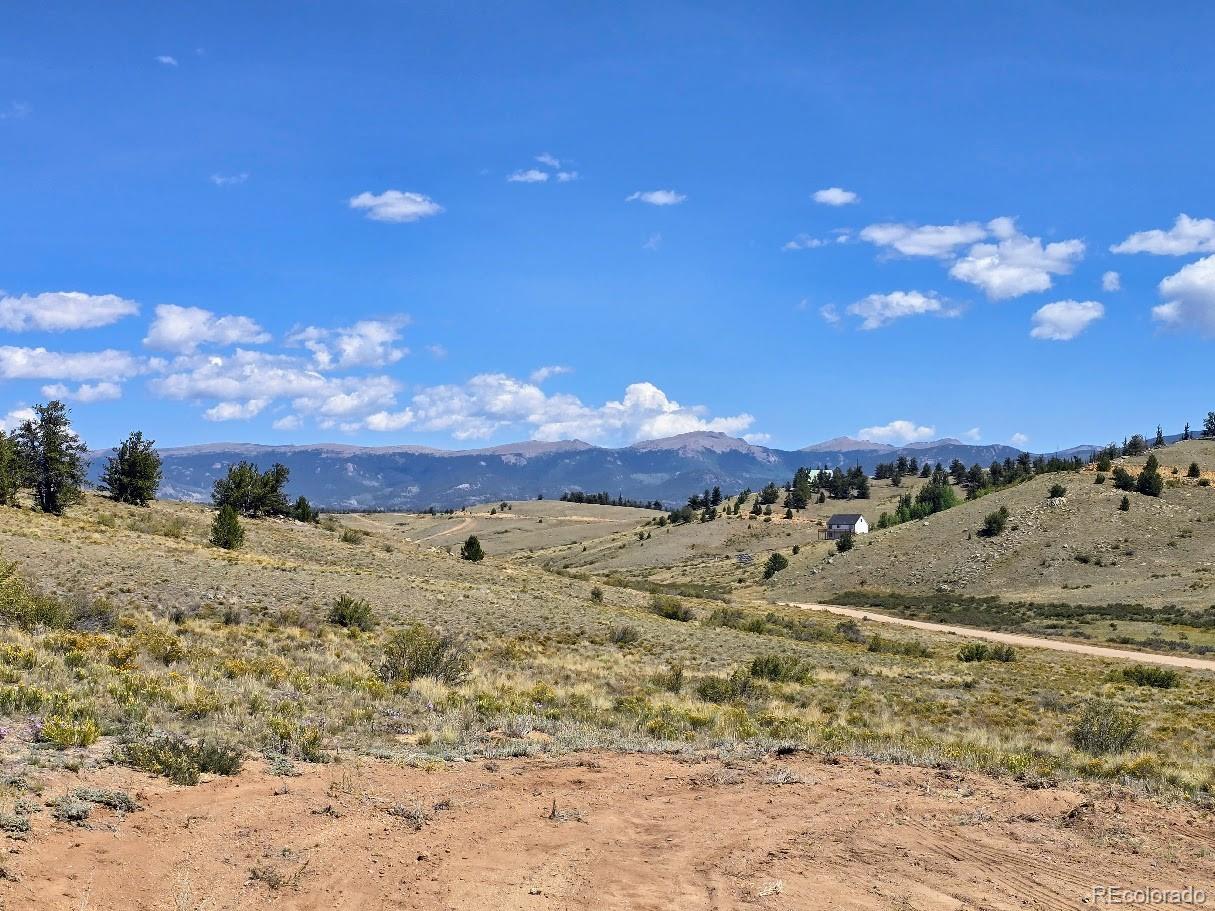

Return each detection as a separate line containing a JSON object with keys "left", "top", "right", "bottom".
{"left": 559, "top": 490, "right": 665, "bottom": 510}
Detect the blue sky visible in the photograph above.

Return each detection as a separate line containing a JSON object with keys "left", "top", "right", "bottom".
{"left": 3, "top": 3, "right": 1214, "bottom": 452}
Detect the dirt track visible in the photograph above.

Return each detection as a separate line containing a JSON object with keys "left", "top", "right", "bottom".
{"left": 6, "top": 752, "right": 1213, "bottom": 910}
{"left": 783, "top": 601, "right": 1215, "bottom": 672}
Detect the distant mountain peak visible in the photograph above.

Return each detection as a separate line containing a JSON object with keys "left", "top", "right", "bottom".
{"left": 800, "top": 436, "right": 895, "bottom": 453}
{"left": 629, "top": 431, "right": 765, "bottom": 454}
{"left": 902, "top": 437, "right": 963, "bottom": 450}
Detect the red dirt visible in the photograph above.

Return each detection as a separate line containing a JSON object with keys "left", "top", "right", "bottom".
{"left": 5, "top": 753, "right": 1213, "bottom": 910}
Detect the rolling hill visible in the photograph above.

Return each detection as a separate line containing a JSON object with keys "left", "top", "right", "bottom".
{"left": 86, "top": 431, "right": 1026, "bottom": 511}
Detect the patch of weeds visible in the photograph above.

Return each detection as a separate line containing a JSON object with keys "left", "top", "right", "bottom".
{"left": 0, "top": 812, "right": 30, "bottom": 834}
{"left": 648, "top": 594, "right": 693, "bottom": 622}
{"left": 1070, "top": 699, "right": 1141, "bottom": 756}
{"left": 327, "top": 595, "right": 374, "bottom": 631}
{"left": 115, "top": 732, "right": 245, "bottom": 785}
{"left": 609, "top": 624, "right": 640, "bottom": 646}
{"left": 37, "top": 713, "right": 101, "bottom": 749}
{"left": 377, "top": 624, "right": 469, "bottom": 685}
{"left": 695, "top": 669, "right": 765, "bottom": 703}
{"left": 748, "top": 654, "right": 812, "bottom": 683}
{"left": 71, "top": 788, "right": 139, "bottom": 813}
{"left": 267, "top": 755, "right": 301, "bottom": 777}
{"left": 50, "top": 797, "right": 92, "bottom": 824}
{"left": 957, "top": 642, "right": 1015, "bottom": 662}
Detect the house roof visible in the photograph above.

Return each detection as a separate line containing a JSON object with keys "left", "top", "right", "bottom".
{"left": 827, "top": 513, "right": 866, "bottom": 524}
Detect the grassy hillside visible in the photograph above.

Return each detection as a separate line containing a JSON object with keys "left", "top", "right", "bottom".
{"left": 767, "top": 440, "right": 1215, "bottom": 646}
{"left": 0, "top": 491, "right": 1213, "bottom": 807}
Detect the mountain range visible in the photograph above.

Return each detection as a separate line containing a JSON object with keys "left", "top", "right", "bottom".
{"left": 86, "top": 432, "right": 1059, "bottom": 511}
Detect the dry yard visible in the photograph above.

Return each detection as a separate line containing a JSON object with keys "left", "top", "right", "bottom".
{"left": 7, "top": 752, "right": 1214, "bottom": 910}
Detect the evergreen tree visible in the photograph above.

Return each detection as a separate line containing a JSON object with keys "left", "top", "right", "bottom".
{"left": 15, "top": 401, "right": 87, "bottom": 515}
{"left": 212, "top": 461, "right": 291, "bottom": 517}
{"left": 1154, "top": 425, "right": 1165, "bottom": 448}
{"left": 460, "top": 535, "right": 485, "bottom": 562}
{"left": 762, "top": 552, "right": 789, "bottom": 579}
{"left": 100, "top": 430, "right": 162, "bottom": 506}
{"left": 0, "top": 431, "right": 19, "bottom": 506}
{"left": 710, "top": 486, "right": 722, "bottom": 507}
{"left": 210, "top": 504, "right": 245, "bottom": 549}
{"left": 784, "top": 508, "right": 793, "bottom": 519}
{"left": 1188, "top": 462, "right": 1201, "bottom": 479}
{"left": 1183, "top": 422, "right": 1191, "bottom": 441}
{"left": 291, "top": 496, "right": 318, "bottom": 522}
{"left": 1119, "top": 495, "right": 1131, "bottom": 512}
{"left": 835, "top": 531, "right": 855, "bottom": 552}
{"left": 1204, "top": 412, "right": 1215, "bottom": 439}
{"left": 1136, "top": 453, "right": 1164, "bottom": 497}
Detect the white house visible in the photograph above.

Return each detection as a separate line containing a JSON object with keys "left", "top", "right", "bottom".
{"left": 823, "top": 513, "right": 868, "bottom": 540}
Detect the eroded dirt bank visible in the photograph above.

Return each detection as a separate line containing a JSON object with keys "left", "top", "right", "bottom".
{"left": 5, "top": 752, "right": 1213, "bottom": 910}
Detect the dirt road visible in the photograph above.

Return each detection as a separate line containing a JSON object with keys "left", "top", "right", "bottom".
{"left": 7, "top": 752, "right": 1213, "bottom": 910}
{"left": 783, "top": 600, "right": 1215, "bottom": 671}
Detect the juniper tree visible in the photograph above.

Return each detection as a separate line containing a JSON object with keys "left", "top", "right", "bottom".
{"left": 1188, "top": 462, "right": 1201, "bottom": 479}
{"left": 15, "top": 401, "right": 87, "bottom": 515}
{"left": 460, "top": 535, "right": 484, "bottom": 562}
{"left": 100, "top": 430, "right": 162, "bottom": 506}
{"left": 1205, "top": 412, "right": 1215, "bottom": 439}
{"left": 1154, "top": 425, "right": 1165, "bottom": 448}
{"left": 212, "top": 461, "right": 291, "bottom": 517}
{"left": 210, "top": 504, "right": 245, "bottom": 549}
{"left": 1136, "top": 453, "right": 1164, "bottom": 497}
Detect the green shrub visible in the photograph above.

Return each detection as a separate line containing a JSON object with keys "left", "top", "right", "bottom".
{"left": 1069, "top": 699, "right": 1141, "bottom": 755}
{"left": 648, "top": 594, "right": 693, "bottom": 622}
{"left": 957, "top": 642, "right": 1016, "bottom": 663}
{"left": 695, "top": 669, "right": 764, "bottom": 703}
{"left": 377, "top": 624, "right": 469, "bottom": 685}
{"left": 327, "top": 595, "right": 374, "bottom": 631}
{"left": 748, "top": 654, "right": 812, "bottom": 683}
{"left": 1048, "top": 483, "right": 1067, "bottom": 498}
{"left": 115, "top": 733, "right": 245, "bottom": 785}
{"left": 70, "top": 788, "right": 139, "bottom": 812}
{"left": 1119, "top": 495, "right": 1131, "bottom": 512}
{"left": 979, "top": 506, "right": 1009, "bottom": 537}
{"left": 1094, "top": 473, "right": 1106, "bottom": 485}
{"left": 589, "top": 586, "right": 604, "bottom": 603}
{"left": 1119, "top": 664, "right": 1180, "bottom": 689}
{"left": 652, "top": 662, "right": 684, "bottom": 692}
{"left": 38, "top": 713, "right": 101, "bottom": 748}
{"left": 835, "top": 532, "right": 855, "bottom": 553}
{"left": 1188, "top": 462, "right": 1201, "bottom": 479}
{"left": 609, "top": 624, "right": 640, "bottom": 645}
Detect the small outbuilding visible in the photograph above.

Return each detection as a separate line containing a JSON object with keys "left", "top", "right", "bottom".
{"left": 823, "top": 513, "right": 869, "bottom": 540}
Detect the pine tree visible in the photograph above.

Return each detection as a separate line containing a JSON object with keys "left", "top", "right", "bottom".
{"left": 100, "top": 430, "right": 162, "bottom": 506}
{"left": 0, "top": 431, "right": 20, "bottom": 506}
{"left": 210, "top": 504, "right": 245, "bottom": 549}
{"left": 1204, "top": 412, "right": 1215, "bottom": 439}
{"left": 15, "top": 401, "right": 87, "bottom": 515}
{"left": 460, "top": 535, "right": 484, "bottom": 562}
{"left": 1136, "top": 453, "right": 1164, "bottom": 497}
{"left": 1188, "top": 462, "right": 1201, "bottom": 479}
{"left": 1119, "top": 495, "right": 1130, "bottom": 512}
{"left": 1183, "top": 422, "right": 1191, "bottom": 441}
{"left": 1154, "top": 425, "right": 1165, "bottom": 448}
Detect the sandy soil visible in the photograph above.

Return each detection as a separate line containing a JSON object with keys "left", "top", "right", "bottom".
{"left": 5, "top": 753, "right": 1212, "bottom": 911}
{"left": 784, "top": 602, "right": 1215, "bottom": 671}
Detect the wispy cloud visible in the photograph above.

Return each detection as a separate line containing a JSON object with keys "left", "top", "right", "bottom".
{"left": 626, "top": 190, "right": 685, "bottom": 206}
{"left": 0, "top": 101, "right": 30, "bottom": 121}
{"left": 1010, "top": 432, "right": 1030, "bottom": 447}
{"left": 210, "top": 172, "right": 249, "bottom": 187}
{"left": 529, "top": 365, "right": 572, "bottom": 384}
{"left": 40, "top": 381, "right": 123, "bottom": 403}
{"left": 845, "top": 290, "right": 957, "bottom": 330}
{"left": 507, "top": 168, "right": 549, "bottom": 183}
{"left": 1102, "top": 270, "right": 1121, "bottom": 292}
{"left": 155, "top": 55, "right": 179, "bottom": 67}
{"left": 860, "top": 221, "right": 987, "bottom": 258}
{"left": 535, "top": 153, "right": 561, "bottom": 169}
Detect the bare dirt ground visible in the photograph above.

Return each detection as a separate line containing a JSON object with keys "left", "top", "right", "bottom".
{"left": 783, "top": 601, "right": 1215, "bottom": 671}
{"left": 6, "top": 752, "right": 1213, "bottom": 911}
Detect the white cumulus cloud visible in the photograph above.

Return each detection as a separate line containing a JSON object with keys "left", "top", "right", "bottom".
{"left": 857, "top": 419, "right": 936, "bottom": 445}
{"left": 626, "top": 190, "right": 685, "bottom": 206}
{"left": 204, "top": 399, "right": 270, "bottom": 422}
{"left": 0, "top": 291, "right": 139, "bottom": 332}
{"left": 349, "top": 190, "right": 443, "bottom": 223}
{"left": 812, "top": 187, "right": 859, "bottom": 206}
{"left": 949, "top": 217, "right": 1084, "bottom": 300}
{"left": 1010, "top": 432, "right": 1030, "bottom": 447}
{"left": 1029, "top": 300, "right": 1104, "bottom": 341}
{"left": 155, "top": 55, "right": 178, "bottom": 66}
{"left": 846, "top": 290, "right": 951, "bottom": 330}
{"left": 0, "top": 407, "right": 35, "bottom": 432}
{"left": 1152, "top": 254, "right": 1215, "bottom": 335}
{"left": 144, "top": 304, "right": 270, "bottom": 354}
{"left": 1102, "top": 271, "right": 1122, "bottom": 291}
{"left": 963, "top": 427, "right": 982, "bottom": 442}
{"left": 287, "top": 318, "right": 409, "bottom": 369}
{"left": 1111, "top": 214, "right": 1215, "bottom": 256}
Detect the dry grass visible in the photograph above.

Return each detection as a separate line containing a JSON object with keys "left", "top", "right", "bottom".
{"left": 0, "top": 489, "right": 1212, "bottom": 812}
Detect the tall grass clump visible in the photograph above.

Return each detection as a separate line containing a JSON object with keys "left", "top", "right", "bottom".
{"left": 377, "top": 624, "right": 469, "bottom": 685}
